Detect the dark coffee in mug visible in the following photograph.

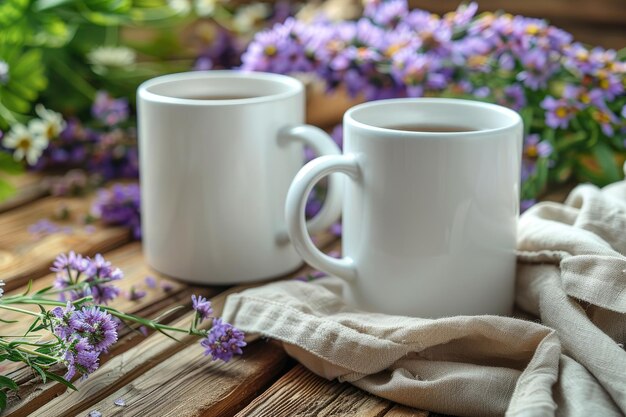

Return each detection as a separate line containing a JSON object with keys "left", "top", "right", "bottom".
{"left": 181, "top": 94, "right": 258, "bottom": 100}
{"left": 385, "top": 124, "right": 477, "bottom": 132}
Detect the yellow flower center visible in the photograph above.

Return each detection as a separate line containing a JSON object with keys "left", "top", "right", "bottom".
{"left": 599, "top": 78, "right": 610, "bottom": 90}
{"left": 17, "top": 137, "right": 31, "bottom": 151}
{"left": 580, "top": 92, "right": 590, "bottom": 104}
{"left": 264, "top": 45, "right": 277, "bottom": 56}
{"left": 526, "top": 145, "right": 538, "bottom": 158}
{"left": 525, "top": 24, "right": 540, "bottom": 35}
{"left": 46, "top": 123, "right": 57, "bottom": 139}
{"left": 575, "top": 50, "right": 589, "bottom": 62}
{"left": 555, "top": 107, "right": 568, "bottom": 118}
{"left": 593, "top": 111, "right": 611, "bottom": 124}
{"left": 468, "top": 55, "right": 488, "bottom": 68}
{"left": 386, "top": 42, "right": 406, "bottom": 57}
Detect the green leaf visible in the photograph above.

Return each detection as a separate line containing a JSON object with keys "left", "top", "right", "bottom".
{"left": 0, "top": 375, "right": 18, "bottom": 391}
{"left": 591, "top": 143, "right": 621, "bottom": 183}
{"left": 0, "top": 390, "right": 6, "bottom": 411}
{"left": 0, "top": 152, "right": 24, "bottom": 175}
{"left": 0, "top": 178, "right": 17, "bottom": 202}
{"left": 44, "top": 371, "right": 77, "bottom": 391}
{"left": 22, "top": 279, "right": 33, "bottom": 296}
{"left": 31, "top": 364, "right": 47, "bottom": 383}
{"left": 0, "top": 318, "right": 19, "bottom": 324}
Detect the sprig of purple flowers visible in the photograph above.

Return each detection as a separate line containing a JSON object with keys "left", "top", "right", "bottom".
{"left": 91, "top": 183, "right": 141, "bottom": 240}
{"left": 242, "top": 0, "right": 626, "bottom": 204}
{"left": 0, "top": 252, "right": 246, "bottom": 395}
{"left": 34, "top": 91, "right": 138, "bottom": 182}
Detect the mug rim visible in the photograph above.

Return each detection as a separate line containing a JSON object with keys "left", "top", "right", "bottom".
{"left": 137, "top": 70, "right": 303, "bottom": 106}
{"left": 344, "top": 98, "right": 522, "bottom": 137}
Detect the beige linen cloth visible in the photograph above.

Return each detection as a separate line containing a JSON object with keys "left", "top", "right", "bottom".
{"left": 222, "top": 182, "right": 626, "bottom": 417}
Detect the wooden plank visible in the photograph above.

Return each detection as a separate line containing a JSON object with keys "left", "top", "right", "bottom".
{"left": 20, "top": 236, "right": 339, "bottom": 417}
{"left": 0, "top": 173, "right": 47, "bottom": 214}
{"left": 0, "top": 195, "right": 130, "bottom": 291}
{"left": 384, "top": 405, "right": 430, "bottom": 417}
{"left": 235, "top": 364, "right": 393, "bottom": 417}
{"left": 72, "top": 341, "right": 290, "bottom": 417}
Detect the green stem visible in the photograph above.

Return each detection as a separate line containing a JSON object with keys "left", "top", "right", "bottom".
{"left": 49, "top": 57, "right": 96, "bottom": 100}
{"left": 0, "top": 304, "right": 43, "bottom": 317}
{"left": 0, "top": 339, "right": 60, "bottom": 362}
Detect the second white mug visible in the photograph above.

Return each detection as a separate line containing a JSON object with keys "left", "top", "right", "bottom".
{"left": 138, "top": 71, "right": 343, "bottom": 284}
{"left": 286, "top": 98, "right": 523, "bottom": 317}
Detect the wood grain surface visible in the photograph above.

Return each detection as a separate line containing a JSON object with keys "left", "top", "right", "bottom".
{"left": 235, "top": 364, "right": 402, "bottom": 417}
{"left": 0, "top": 195, "right": 130, "bottom": 291}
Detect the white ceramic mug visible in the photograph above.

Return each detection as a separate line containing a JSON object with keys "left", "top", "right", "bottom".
{"left": 138, "top": 71, "right": 343, "bottom": 284}
{"left": 286, "top": 98, "right": 523, "bottom": 317}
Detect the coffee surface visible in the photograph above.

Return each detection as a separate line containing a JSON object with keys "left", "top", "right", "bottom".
{"left": 181, "top": 94, "right": 257, "bottom": 100}
{"left": 385, "top": 124, "right": 477, "bottom": 132}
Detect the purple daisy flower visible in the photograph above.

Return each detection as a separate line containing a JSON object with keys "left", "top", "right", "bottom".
{"left": 200, "top": 318, "right": 246, "bottom": 362}
{"left": 524, "top": 134, "right": 553, "bottom": 158}
{"left": 540, "top": 96, "right": 576, "bottom": 129}
{"left": 191, "top": 295, "right": 213, "bottom": 321}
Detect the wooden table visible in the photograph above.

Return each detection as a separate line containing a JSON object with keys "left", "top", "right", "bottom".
{"left": 0, "top": 173, "right": 436, "bottom": 417}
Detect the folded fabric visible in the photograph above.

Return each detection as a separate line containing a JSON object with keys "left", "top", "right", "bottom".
{"left": 222, "top": 182, "right": 626, "bottom": 417}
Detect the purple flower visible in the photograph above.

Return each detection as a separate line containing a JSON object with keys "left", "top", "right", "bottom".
{"left": 366, "top": 0, "right": 408, "bottom": 28}
{"left": 591, "top": 105, "right": 619, "bottom": 136}
{"left": 540, "top": 96, "right": 576, "bottom": 129}
{"left": 144, "top": 276, "right": 157, "bottom": 289}
{"left": 330, "top": 222, "right": 342, "bottom": 236}
{"left": 516, "top": 49, "right": 556, "bottom": 90}
{"left": 524, "top": 134, "right": 552, "bottom": 158}
{"left": 521, "top": 199, "right": 536, "bottom": 212}
{"left": 128, "top": 286, "right": 147, "bottom": 301}
{"left": 293, "top": 270, "right": 327, "bottom": 282}
{"left": 161, "top": 281, "right": 174, "bottom": 292}
{"left": 28, "top": 219, "right": 62, "bottom": 238}
{"left": 51, "top": 302, "right": 79, "bottom": 341}
{"left": 51, "top": 251, "right": 88, "bottom": 274}
{"left": 92, "top": 91, "right": 129, "bottom": 127}
{"left": 200, "top": 318, "right": 246, "bottom": 362}
{"left": 192, "top": 295, "right": 213, "bottom": 321}
{"left": 91, "top": 183, "right": 141, "bottom": 240}
{"left": 500, "top": 85, "right": 526, "bottom": 111}
{"left": 63, "top": 337, "right": 100, "bottom": 380}
{"left": 73, "top": 306, "right": 118, "bottom": 353}
{"left": 521, "top": 159, "right": 536, "bottom": 182}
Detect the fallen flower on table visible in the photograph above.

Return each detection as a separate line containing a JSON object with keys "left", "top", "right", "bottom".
{"left": 0, "top": 252, "right": 245, "bottom": 410}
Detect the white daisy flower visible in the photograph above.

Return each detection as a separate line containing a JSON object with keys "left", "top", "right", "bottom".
{"left": 194, "top": 0, "right": 217, "bottom": 17}
{"left": 87, "top": 46, "right": 136, "bottom": 68}
{"left": 29, "top": 104, "right": 66, "bottom": 141}
{"left": 233, "top": 3, "right": 270, "bottom": 33}
{"left": 167, "top": 0, "right": 192, "bottom": 15}
{"left": 2, "top": 123, "right": 48, "bottom": 165}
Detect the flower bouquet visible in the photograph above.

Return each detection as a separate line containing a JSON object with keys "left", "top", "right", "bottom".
{"left": 242, "top": 0, "right": 626, "bottom": 207}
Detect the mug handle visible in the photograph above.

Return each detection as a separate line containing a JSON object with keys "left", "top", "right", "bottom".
{"left": 278, "top": 125, "right": 344, "bottom": 242}
{"left": 285, "top": 152, "right": 360, "bottom": 281}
